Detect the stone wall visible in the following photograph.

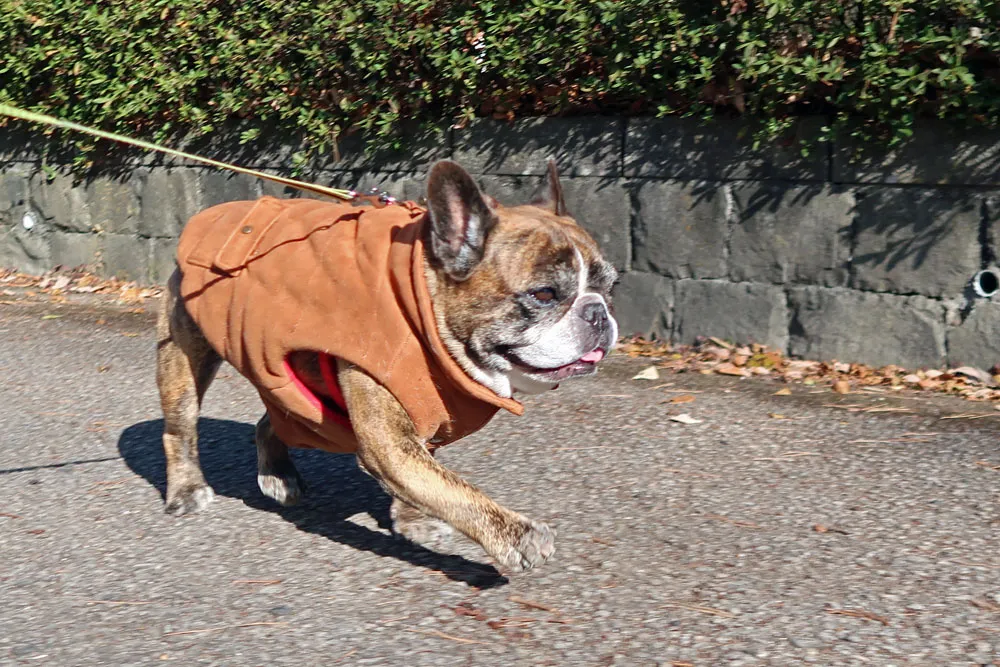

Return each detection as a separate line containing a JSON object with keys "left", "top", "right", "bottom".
{"left": 2, "top": 117, "right": 1000, "bottom": 370}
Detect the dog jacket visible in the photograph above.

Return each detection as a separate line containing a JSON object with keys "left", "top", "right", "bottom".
{"left": 176, "top": 196, "right": 523, "bottom": 453}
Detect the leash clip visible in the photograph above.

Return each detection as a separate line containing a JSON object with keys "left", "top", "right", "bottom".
{"left": 349, "top": 186, "right": 398, "bottom": 208}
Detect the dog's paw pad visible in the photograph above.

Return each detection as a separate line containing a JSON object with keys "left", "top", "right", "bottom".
{"left": 257, "top": 472, "right": 305, "bottom": 507}
{"left": 497, "top": 520, "right": 556, "bottom": 572}
{"left": 165, "top": 484, "right": 214, "bottom": 516}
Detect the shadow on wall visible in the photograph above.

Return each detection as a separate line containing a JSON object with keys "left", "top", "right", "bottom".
{"left": 650, "top": 176, "right": 982, "bottom": 298}
{"left": 117, "top": 417, "right": 508, "bottom": 589}
{"left": 453, "top": 117, "right": 623, "bottom": 177}
{"left": 850, "top": 189, "right": 984, "bottom": 298}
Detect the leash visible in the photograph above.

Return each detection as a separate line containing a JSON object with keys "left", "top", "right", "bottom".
{"left": 0, "top": 103, "right": 396, "bottom": 205}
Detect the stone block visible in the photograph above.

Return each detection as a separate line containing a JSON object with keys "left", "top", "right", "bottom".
{"left": 325, "top": 126, "right": 451, "bottom": 173}
{"left": 454, "top": 118, "right": 623, "bottom": 176}
{"left": 561, "top": 178, "right": 630, "bottom": 271}
{"left": 833, "top": 121, "right": 1000, "bottom": 185}
{"left": 99, "top": 234, "right": 150, "bottom": 282}
{"left": 631, "top": 180, "right": 728, "bottom": 279}
{"left": 150, "top": 238, "right": 178, "bottom": 284}
{"left": 86, "top": 175, "right": 141, "bottom": 235}
{"left": 673, "top": 280, "right": 789, "bottom": 350}
{"left": 788, "top": 287, "right": 946, "bottom": 368}
{"left": 178, "top": 123, "right": 450, "bottom": 173}
{"left": 625, "top": 116, "right": 827, "bottom": 181}
{"left": 611, "top": 272, "right": 673, "bottom": 340}
{"left": 50, "top": 232, "right": 102, "bottom": 271}
{"left": 946, "top": 301, "right": 1000, "bottom": 370}
{"left": 28, "top": 170, "right": 92, "bottom": 233}
{"left": 851, "top": 189, "right": 982, "bottom": 298}
{"left": 475, "top": 175, "right": 630, "bottom": 270}
{"left": 0, "top": 164, "right": 30, "bottom": 222}
{"left": 0, "top": 223, "right": 50, "bottom": 274}
{"left": 0, "top": 165, "right": 48, "bottom": 272}
{"left": 729, "top": 184, "right": 854, "bottom": 286}
{"left": 473, "top": 173, "right": 541, "bottom": 206}
{"left": 989, "top": 196, "right": 1000, "bottom": 262}
{"left": 137, "top": 168, "right": 201, "bottom": 238}
{"left": 199, "top": 170, "right": 260, "bottom": 208}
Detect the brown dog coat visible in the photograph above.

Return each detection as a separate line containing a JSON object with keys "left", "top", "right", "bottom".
{"left": 176, "top": 197, "right": 523, "bottom": 453}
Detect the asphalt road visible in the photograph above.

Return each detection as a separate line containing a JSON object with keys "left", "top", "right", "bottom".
{"left": 3, "top": 294, "right": 1000, "bottom": 666}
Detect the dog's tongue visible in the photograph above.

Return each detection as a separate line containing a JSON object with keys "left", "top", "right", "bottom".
{"left": 580, "top": 348, "right": 605, "bottom": 363}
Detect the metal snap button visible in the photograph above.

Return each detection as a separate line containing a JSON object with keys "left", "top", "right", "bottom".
{"left": 241, "top": 225, "right": 253, "bottom": 234}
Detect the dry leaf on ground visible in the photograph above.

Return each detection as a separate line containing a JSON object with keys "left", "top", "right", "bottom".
{"left": 632, "top": 366, "right": 660, "bottom": 381}
{"left": 669, "top": 413, "right": 703, "bottom": 425}
{"left": 715, "top": 362, "right": 750, "bottom": 377}
{"left": 615, "top": 335, "right": 1000, "bottom": 408}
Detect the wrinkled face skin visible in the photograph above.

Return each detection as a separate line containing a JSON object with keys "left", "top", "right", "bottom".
{"left": 440, "top": 206, "right": 618, "bottom": 396}
{"left": 424, "top": 161, "right": 618, "bottom": 398}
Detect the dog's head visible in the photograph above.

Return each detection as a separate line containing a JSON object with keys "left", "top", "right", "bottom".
{"left": 424, "top": 160, "right": 618, "bottom": 398}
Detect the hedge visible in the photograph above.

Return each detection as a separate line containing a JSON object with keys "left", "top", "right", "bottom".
{"left": 1, "top": 0, "right": 999, "bottom": 165}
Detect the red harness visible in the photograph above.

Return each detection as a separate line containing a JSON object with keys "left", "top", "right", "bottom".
{"left": 284, "top": 354, "right": 352, "bottom": 431}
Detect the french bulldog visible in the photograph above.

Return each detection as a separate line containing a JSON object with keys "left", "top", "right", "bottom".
{"left": 156, "top": 159, "right": 618, "bottom": 572}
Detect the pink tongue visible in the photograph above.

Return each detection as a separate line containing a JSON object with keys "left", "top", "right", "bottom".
{"left": 580, "top": 348, "right": 605, "bottom": 363}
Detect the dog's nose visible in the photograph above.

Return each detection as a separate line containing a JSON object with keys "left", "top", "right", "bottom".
{"left": 582, "top": 302, "right": 609, "bottom": 328}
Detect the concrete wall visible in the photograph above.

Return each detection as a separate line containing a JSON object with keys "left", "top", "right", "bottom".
{"left": 2, "top": 117, "right": 1000, "bottom": 370}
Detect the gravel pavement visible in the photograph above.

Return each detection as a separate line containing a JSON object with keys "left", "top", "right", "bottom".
{"left": 2, "top": 294, "right": 1000, "bottom": 666}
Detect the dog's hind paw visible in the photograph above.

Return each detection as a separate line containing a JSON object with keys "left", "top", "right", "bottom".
{"left": 494, "top": 519, "right": 556, "bottom": 573}
{"left": 257, "top": 471, "right": 306, "bottom": 507}
{"left": 165, "top": 484, "right": 215, "bottom": 516}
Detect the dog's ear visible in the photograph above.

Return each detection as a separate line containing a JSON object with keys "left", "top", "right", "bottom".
{"left": 425, "top": 160, "right": 498, "bottom": 281}
{"left": 530, "top": 159, "right": 568, "bottom": 216}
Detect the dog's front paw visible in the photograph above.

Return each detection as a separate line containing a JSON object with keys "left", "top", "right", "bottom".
{"left": 494, "top": 519, "right": 556, "bottom": 572}
{"left": 165, "top": 484, "right": 214, "bottom": 516}
{"left": 391, "top": 498, "right": 454, "bottom": 547}
{"left": 257, "top": 471, "right": 306, "bottom": 507}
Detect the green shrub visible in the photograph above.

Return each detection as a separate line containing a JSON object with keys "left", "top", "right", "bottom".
{"left": 1, "top": 0, "right": 998, "bottom": 164}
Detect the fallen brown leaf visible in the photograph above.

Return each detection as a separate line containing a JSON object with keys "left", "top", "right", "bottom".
{"left": 453, "top": 602, "right": 487, "bottom": 621}
{"left": 404, "top": 628, "right": 490, "bottom": 645}
{"left": 813, "top": 524, "right": 849, "bottom": 535}
{"left": 773, "top": 387, "right": 792, "bottom": 396}
{"left": 832, "top": 380, "right": 851, "bottom": 394}
{"left": 825, "top": 608, "right": 890, "bottom": 625}
{"left": 971, "top": 598, "right": 1000, "bottom": 613}
{"left": 669, "top": 394, "right": 696, "bottom": 404}
{"left": 661, "top": 602, "right": 736, "bottom": 618}
{"left": 509, "top": 596, "right": 560, "bottom": 614}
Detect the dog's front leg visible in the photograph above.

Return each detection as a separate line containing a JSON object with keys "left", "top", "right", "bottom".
{"left": 338, "top": 361, "right": 555, "bottom": 572}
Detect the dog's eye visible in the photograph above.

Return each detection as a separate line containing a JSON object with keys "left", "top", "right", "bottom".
{"left": 530, "top": 287, "right": 558, "bottom": 304}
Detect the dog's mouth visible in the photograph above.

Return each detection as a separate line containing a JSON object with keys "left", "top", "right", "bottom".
{"left": 508, "top": 347, "right": 607, "bottom": 382}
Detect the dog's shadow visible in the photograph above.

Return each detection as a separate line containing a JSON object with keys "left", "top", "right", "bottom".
{"left": 119, "top": 418, "right": 507, "bottom": 588}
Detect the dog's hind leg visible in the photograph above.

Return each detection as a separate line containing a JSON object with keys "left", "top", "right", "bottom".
{"left": 157, "top": 269, "right": 222, "bottom": 515}
{"left": 255, "top": 413, "right": 306, "bottom": 506}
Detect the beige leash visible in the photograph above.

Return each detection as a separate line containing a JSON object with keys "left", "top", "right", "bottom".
{"left": 0, "top": 103, "right": 386, "bottom": 203}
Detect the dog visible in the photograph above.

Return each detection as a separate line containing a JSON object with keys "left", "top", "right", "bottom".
{"left": 156, "top": 159, "right": 618, "bottom": 572}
